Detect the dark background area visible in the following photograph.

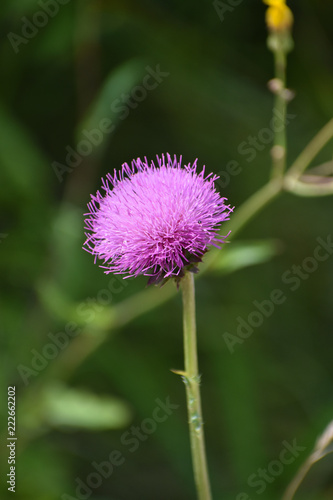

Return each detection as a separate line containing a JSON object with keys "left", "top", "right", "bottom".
{"left": 0, "top": 1, "right": 333, "bottom": 499}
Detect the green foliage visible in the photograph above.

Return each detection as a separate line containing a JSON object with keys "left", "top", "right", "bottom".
{"left": 42, "top": 384, "right": 132, "bottom": 430}
{"left": 209, "top": 239, "right": 281, "bottom": 274}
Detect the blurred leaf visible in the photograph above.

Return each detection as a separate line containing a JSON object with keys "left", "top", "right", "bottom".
{"left": 209, "top": 239, "right": 281, "bottom": 274}
{"left": 0, "top": 103, "right": 49, "bottom": 199}
{"left": 34, "top": 7, "right": 73, "bottom": 61}
{"left": 76, "top": 58, "right": 149, "bottom": 148}
{"left": 42, "top": 383, "right": 132, "bottom": 430}
{"left": 51, "top": 202, "right": 86, "bottom": 294}
{"left": 37, "top": 277, "right": 117, "bottom": 330}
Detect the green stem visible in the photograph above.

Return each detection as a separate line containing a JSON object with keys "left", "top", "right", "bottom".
{"left": 181, "top": 272, "right": 212, "bottom": 500}
{"left": 224, "top": 178, "right": 283, "bottom": 239}
{"left": 271, "top": 47, "right": 287, "bottom": 180}
{"left": 282, "top": 422, "right": 333, "bottom": 500}
{"left": 281, "top": 457, "right": 313, "bottom": 500}
{"left": 285, "top": 117, "right": 333, "bottom": 181}
{"left": 284, "top": 177, "right": 333, "bottom": 197}
{"left": 202, "top": 178, "right": 283, "bottom": 272}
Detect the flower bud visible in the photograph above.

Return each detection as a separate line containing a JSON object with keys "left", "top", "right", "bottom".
{"left": 263, "top": 0, "right": 293, "bottom": 32}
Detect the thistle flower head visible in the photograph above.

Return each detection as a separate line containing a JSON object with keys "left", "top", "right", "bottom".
{"left": 83, "top": 154, "right": 233, "bottom": 281}
{"left": 263, "top": 0, "right": 293, "bottom": 32}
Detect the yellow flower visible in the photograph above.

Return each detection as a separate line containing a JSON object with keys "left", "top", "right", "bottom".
{"left": 263, "top": 0, "right": 293, "bottom": 32}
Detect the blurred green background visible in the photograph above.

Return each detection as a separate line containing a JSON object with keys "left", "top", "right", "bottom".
{"left": 1, "top": 0, "right": 333, "bottom": 499}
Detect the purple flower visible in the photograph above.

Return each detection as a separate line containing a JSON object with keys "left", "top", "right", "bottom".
{"left": 83, "top": 154, "right": 233, "bottom": 280}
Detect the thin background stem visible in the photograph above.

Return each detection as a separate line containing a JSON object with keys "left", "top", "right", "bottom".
{"left": 203, "top": 178, "right": 283, "bottom": 272}
{"left": 282, "top": 457, "right": 313, "bottom": 500}
{"left": 284, "top": 118, "right": 333, "bottom": 183}
{"left": 282, "top": 421, "right": 333, "bottom": 500}
{"left": 271, "top": 46, "right": 287, "bottom": 180}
